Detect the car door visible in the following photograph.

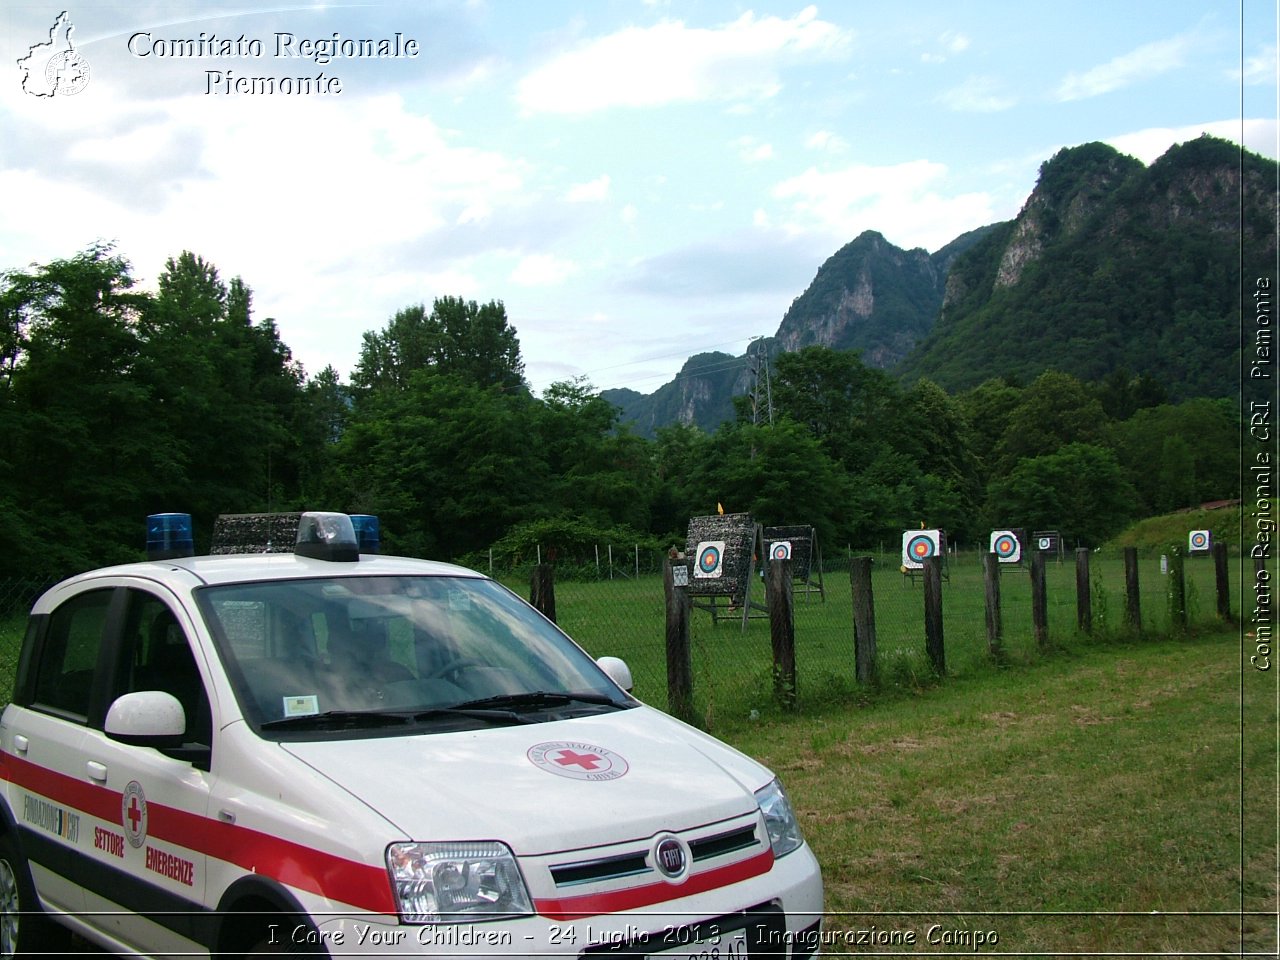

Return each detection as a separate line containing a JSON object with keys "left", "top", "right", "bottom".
{"left": 1, "top": 585, "right": 115, "bottom": 921}
{"left": 76, "top": 584, "right": 216, "bottom": 955}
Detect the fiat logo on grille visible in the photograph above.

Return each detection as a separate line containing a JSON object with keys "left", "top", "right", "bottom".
{"left": 654, "top": 836, "right": 688, "bottom": 880}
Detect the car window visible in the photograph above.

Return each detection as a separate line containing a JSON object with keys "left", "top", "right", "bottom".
{"left": 32, "top": 588, "right": 113, "bottom": 721}
{"left": 197, "top": 575, "right": 630, "bottom": 731}
{"left": 118, "top": 590, "right": 213, "bottom": 749}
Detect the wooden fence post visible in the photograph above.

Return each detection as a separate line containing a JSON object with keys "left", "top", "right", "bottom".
{"left": 1075, "top": 547, "right": 1092, "bottom": 634}
{"left": 1030, "top": 551, "right": 1049, "bottom": 650}
{"left": 982, "top": 551, "right": 1002, "bottom": 660}
{"left": 850, "top": 556, "right": 877, "bottom": 684}
{"left": 1168, "top": 546, "right": 1187, "bottom": 630}
{"left": 1213, "top": 542, "right": 1231, "bottom": 620}
{"left": 531, "top": 563, "right": 556, "bottom": 623}
{"left": 1124, "top": 547, "right": 1141, "bottom": 632}
{"left": 663, "top": 558, "right": 695, "bottom": 725}
{"left": 924, "top": 555, "right": 945, "bottom": 675}
{"left": 766, "top": 559, "right": 797, "bottom": 708}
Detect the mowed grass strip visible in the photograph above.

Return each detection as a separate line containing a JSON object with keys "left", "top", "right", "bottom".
{"left": 723, "top": 626, "right": 1276, "bottom": 957}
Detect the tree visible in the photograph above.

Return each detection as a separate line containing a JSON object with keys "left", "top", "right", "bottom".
{"left": 771, "top": 345, "right": 901, "bottom": 467}
{"left": 991, "top": 370, "right": 1108, "bottom": 473}
{"left": 352, "top": 297, "right": 525, "bottom": 393}
{"left": 985, "top": 443, "right": 1137, "bottom": 546}
{"left": 0, "top": 245, "right": 154, "bottom": 574}
{"left": 332, "top": 371, "right": 546, "bottom": 559}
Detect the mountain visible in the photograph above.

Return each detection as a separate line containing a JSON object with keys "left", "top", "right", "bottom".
{"left": 603, "top": 226, "right": 995, "bottom": 434}
{"left": 606, "top": 136, "right": 1277, "bottom": 434}
{"left": 897, "top": 136, "right": 1276, "bottom": 396}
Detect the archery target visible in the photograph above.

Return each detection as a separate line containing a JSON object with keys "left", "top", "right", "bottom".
{"left": 1188, "top": 530, "right": 1211, "bottom": 553}
{"left": 769, "top": 541, "right": 793, "bottom": 561}
{"left": 902, "top": 530, "right": 941, "bottom": 569}
{"left": 694, "top": 541, "right": 726, "bottom": 578}
{"left": 990, "top": 530, "right": 1021, "bottom": 563}
{"left": 1038, "top": 536, "right": 1053, "bottom": 551}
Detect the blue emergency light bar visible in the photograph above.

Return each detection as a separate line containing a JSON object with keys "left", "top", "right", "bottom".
{"left": 146, "top": 513, "right": 195, "bottom": 561}
{"left": 208, "top": 511, "right": 377, "bottom": 562}
{"left": 349, "top": 514, "right": 381, "bottom": 554}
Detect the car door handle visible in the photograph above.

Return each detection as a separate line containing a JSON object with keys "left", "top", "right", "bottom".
{"left": 12, "top": 736, "right": 28, "bottom": 755}
{"left": 86, "top": 761, "right": 108, "bottom": 783}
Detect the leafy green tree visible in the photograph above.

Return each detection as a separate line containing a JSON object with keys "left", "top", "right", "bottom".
{"left": 991, "top": 370, "right": 1108, "bottom": 473}
{"left": 985, "top": 443, "right": 1137, "bottom": 545}
{"left": 1102, "top": 398, "right": 1236, "bottom": 515}
{"left": 332, "top": 372, "right": 546, "bottom": 559}
{"left": 353, "top": 297, "right": 525, "bottom": 393}
{"left": 771, "top": 346, "right": 901, "bottom": 467}
{"left": 137, "top": 252, "right": 305, "bottom": 530}
{"left": 537, "top": 379, "right": 657, "bottom": 531}
{"left": 0, "top": 245, "right": 154, "bottom": 575}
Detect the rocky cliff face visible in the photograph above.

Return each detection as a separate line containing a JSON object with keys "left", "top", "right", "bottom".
{"left": 903, "top": 135, "right": 1276, "bottom": 397}
{"left": 772, "top": 231, "right": 946, "bottom": 368}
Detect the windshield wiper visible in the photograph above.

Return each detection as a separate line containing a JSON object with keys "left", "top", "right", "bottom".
{"left": 263, "top": 705, "right": 534, "bottom": 731}
{"left": 451, "top": 691, "right": 624, "bottom": 712}
{"left": 261, "top": 709, "right": 414, "bottom": 731}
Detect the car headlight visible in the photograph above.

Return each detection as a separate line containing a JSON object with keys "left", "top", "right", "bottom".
{"left": 386, "top": 841, "right": 533, "bottom": 923}
{"left": 755, "top": 778, "right": 804, "bottom": 859}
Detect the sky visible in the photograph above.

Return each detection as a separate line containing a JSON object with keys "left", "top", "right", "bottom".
{"left": 2, "top": 1, "right": 1277, "bottom": 396}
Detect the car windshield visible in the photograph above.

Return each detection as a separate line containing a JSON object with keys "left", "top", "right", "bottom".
{"left": 196, "top": 575, "right": 632, "bottom": 736}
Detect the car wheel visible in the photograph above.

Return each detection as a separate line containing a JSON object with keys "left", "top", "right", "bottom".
{"left": 0, "top": 832, "right": 66, "bottom": 959}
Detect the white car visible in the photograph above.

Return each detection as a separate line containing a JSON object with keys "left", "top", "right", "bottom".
{"left": 0, "top": 512, "right": 823, "bottom": 957}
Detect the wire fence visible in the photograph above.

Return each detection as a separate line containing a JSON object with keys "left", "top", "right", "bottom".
{"left": 517, "top": 545, "right": 1244, "bottom": 728}
{"left": 0, "top": 546, "right": 1243, "bottom": 725}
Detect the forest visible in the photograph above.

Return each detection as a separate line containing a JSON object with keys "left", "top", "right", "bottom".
{"left": 0, "top": 244, "right": 1239, "bottom": 581}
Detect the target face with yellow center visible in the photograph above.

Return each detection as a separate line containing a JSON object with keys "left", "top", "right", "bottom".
{"left": 694, "top": 541, "right": 726, "bottom": 578}
{"left": 990, "top": 530, "right": 1021, "bottom": 563}
{"left": 902, "top": 530, "right": 940, "bottom": 569}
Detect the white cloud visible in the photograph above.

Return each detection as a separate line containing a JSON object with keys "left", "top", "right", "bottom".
{"left": 565, "top": 174, "right": 611, "bottom": 202}
{"left": 510, "top": 253, "right": 579, "bottom": 286}
{"left": 1055, "top": 35, "right": 1193, "bottom": 101}
{"left": 805, "top": 129, "right": 848, "bottom": 152}
{"left": 516, "top": 5, "right": 850, "bottom": 113}
{"left": 922, "top": 30, "right": 970, "bottom": 62}
{"left": 937, "top": 75, "right": 1016, "bottom": 113}
{"left": 771, "top": 160, "right": 997, "bottom": 252}
{"left": 733, "top": 136, "right": 774, "bottom": 162}
{"left": 1107, "top": 119, "right": 1280, "bottom": 163}
{"left": 1241, "top": 43, "right": 1278, "bottom": 84}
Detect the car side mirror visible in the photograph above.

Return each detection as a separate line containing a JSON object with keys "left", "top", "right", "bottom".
{"left": 596, "top": 656, "right": 633, "bottom": 693}
{"left": 104, "top": 691, "right": 186, "bottom": 748}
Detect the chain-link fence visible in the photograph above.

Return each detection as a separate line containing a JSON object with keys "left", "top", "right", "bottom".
{"left": 0, "top": 546, "right": 1242, "bottom": 723}
{"left": 521, "top": 544, "right": 1245, "bottom": 728}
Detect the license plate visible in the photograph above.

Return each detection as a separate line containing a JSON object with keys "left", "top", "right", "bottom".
{"left": 650, "top": 927, "right": 748, "bottom": 959}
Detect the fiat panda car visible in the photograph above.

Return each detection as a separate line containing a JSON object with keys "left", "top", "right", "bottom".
{"left": 0, "top": 512, "right": 823, "bottom": 957}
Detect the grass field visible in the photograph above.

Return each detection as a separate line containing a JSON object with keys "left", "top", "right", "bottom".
{"left": 729, "top": 624, "right": 1276, "bottom": 957}
{"left": 543, "top": 546, "right": 1245, "bottom": 727}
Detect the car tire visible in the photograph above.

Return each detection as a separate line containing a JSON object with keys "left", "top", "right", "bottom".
{"left": 0, "top": 832, "right": 68, "bottom": 959}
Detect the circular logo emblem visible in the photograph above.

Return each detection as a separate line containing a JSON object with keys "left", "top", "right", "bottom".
{"left": 45, "top": 51, "right": 90, "bottom": 95}
{"left": 527, "top": 741, "right": 629, "bottom": 781}
{"left": 653, "top": 835, "right": 689, "bottom": 881}
{"left": 121, "top": 780, "right": 147, "bottom": 848}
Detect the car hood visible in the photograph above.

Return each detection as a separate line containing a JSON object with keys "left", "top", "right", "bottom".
{"left": 280, "top": 706, "right": 770, "bottom": 856}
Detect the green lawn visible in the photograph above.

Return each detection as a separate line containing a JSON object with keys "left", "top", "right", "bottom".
{"left": 727, "top": 624, "right": 1275, "bottom": 957}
